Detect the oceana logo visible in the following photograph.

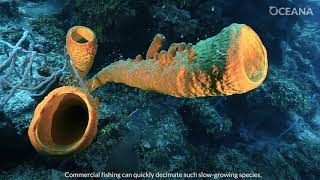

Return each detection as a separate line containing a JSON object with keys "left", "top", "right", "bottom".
{"left": 269, "top": 6, "right": 314, "bottom": 16}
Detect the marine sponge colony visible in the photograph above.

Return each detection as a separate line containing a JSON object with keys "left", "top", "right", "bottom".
{"left": 28, "top": 23, "right": 268, "bottom": 155}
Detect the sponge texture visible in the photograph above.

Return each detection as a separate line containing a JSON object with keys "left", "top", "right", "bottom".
{"left": 66, "top": 26, "right": 97, "bottom": 78}
{"left": 87, "top": 23, "right": 268, "bottom": 97}
{"left": 28, "top": 86, "right": 98, "bottom": 155}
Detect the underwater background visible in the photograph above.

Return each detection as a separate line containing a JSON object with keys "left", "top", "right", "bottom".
{"left": 0, "top": 0, "right": 320, "bottom": 179}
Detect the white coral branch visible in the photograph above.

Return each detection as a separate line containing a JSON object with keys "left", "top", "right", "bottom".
{"left": 0, "top": 30, "right": 66, "bottom": 108}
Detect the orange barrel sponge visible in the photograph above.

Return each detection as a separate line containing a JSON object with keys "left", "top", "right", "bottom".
{"left": 66, "top": 26, "right": 97, "bottom": 78}
{"left": 28, "top": 86, "right": 99, "bottom": 155}
{"left": 87, "top": 23, "right": 268, "bottom": 97}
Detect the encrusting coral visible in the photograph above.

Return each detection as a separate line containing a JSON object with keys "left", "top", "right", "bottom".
{"left": 28, "top": 23, "right": 268, "bottom": 155}
{"left": 87, "top": 23, "right": 268, "bottom": 97}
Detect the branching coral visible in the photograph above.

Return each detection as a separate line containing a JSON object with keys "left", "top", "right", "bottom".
{"left": 0, "top": 30, "right": 66, "bottom": 109}
{"left": 87, "top": 23, "right": 268, "bottom": 97}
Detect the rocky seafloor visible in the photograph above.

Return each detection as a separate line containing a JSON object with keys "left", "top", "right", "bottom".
{"left": 0, "top": 0, "right": 320, "bottom": 179}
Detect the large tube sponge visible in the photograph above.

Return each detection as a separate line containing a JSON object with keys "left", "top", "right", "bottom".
{"left": 66, "top": 26, "right": 97, "bottom": 78}
{"left": 28, "top": 86, "right": 98, "bottom": 155}
{"left": 87, "top": 23, "right": 268, "bottom": 97}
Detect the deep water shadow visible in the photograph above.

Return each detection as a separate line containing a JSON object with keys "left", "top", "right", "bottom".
{"left": 178, "top": 105, "right": 212, "bottom": 145}
{"left": 0, "top": 112, "right": 34, "bottom": 170}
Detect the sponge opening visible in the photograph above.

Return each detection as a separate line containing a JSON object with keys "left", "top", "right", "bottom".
{"left": 71, "top": 27, "right": 94, "bottom": 44}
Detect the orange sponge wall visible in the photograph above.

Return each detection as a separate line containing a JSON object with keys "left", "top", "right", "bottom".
{"left": 66, "top": 26, "right": 97, "bottom": 78}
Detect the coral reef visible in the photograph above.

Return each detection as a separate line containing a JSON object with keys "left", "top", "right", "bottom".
{"left": 73, "top": 0, "right": 137, "bottom": 44}
{"left": 0, "top": 164, "right": 64, "bottom": 180}
{"left": 1, "top": 0, "right": 320, "bottom": 179}
{"left": 0, "top": 3, "right": 70, "bottom": 167}
{"left": 28, "top": 23, "right": 266, "bottom": 155}
{"left": 18, "top": 0, "right": 64, "bottom": 18}
{"left": 247, "top": 68, "right": 313, "bottom": 115}
{"left": 150, "top": 3, "right": 199, "bottom": 41}
{"left": 0, "top": 30, "right": 66, "bottom": 109}
{"left": 0, "top": 0, "right": 18, "bottom": 17}
{"left": 30, "top": 17, "right": 65, "bottom": 53}
{"left": 179, "top": 98, "right": 232, "bottom": 138}
{"left": 72, "top": 92, "right": 189, "bottom": 173}
{"left": 2, "top": 91, "right": 35, "bottom": 132}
